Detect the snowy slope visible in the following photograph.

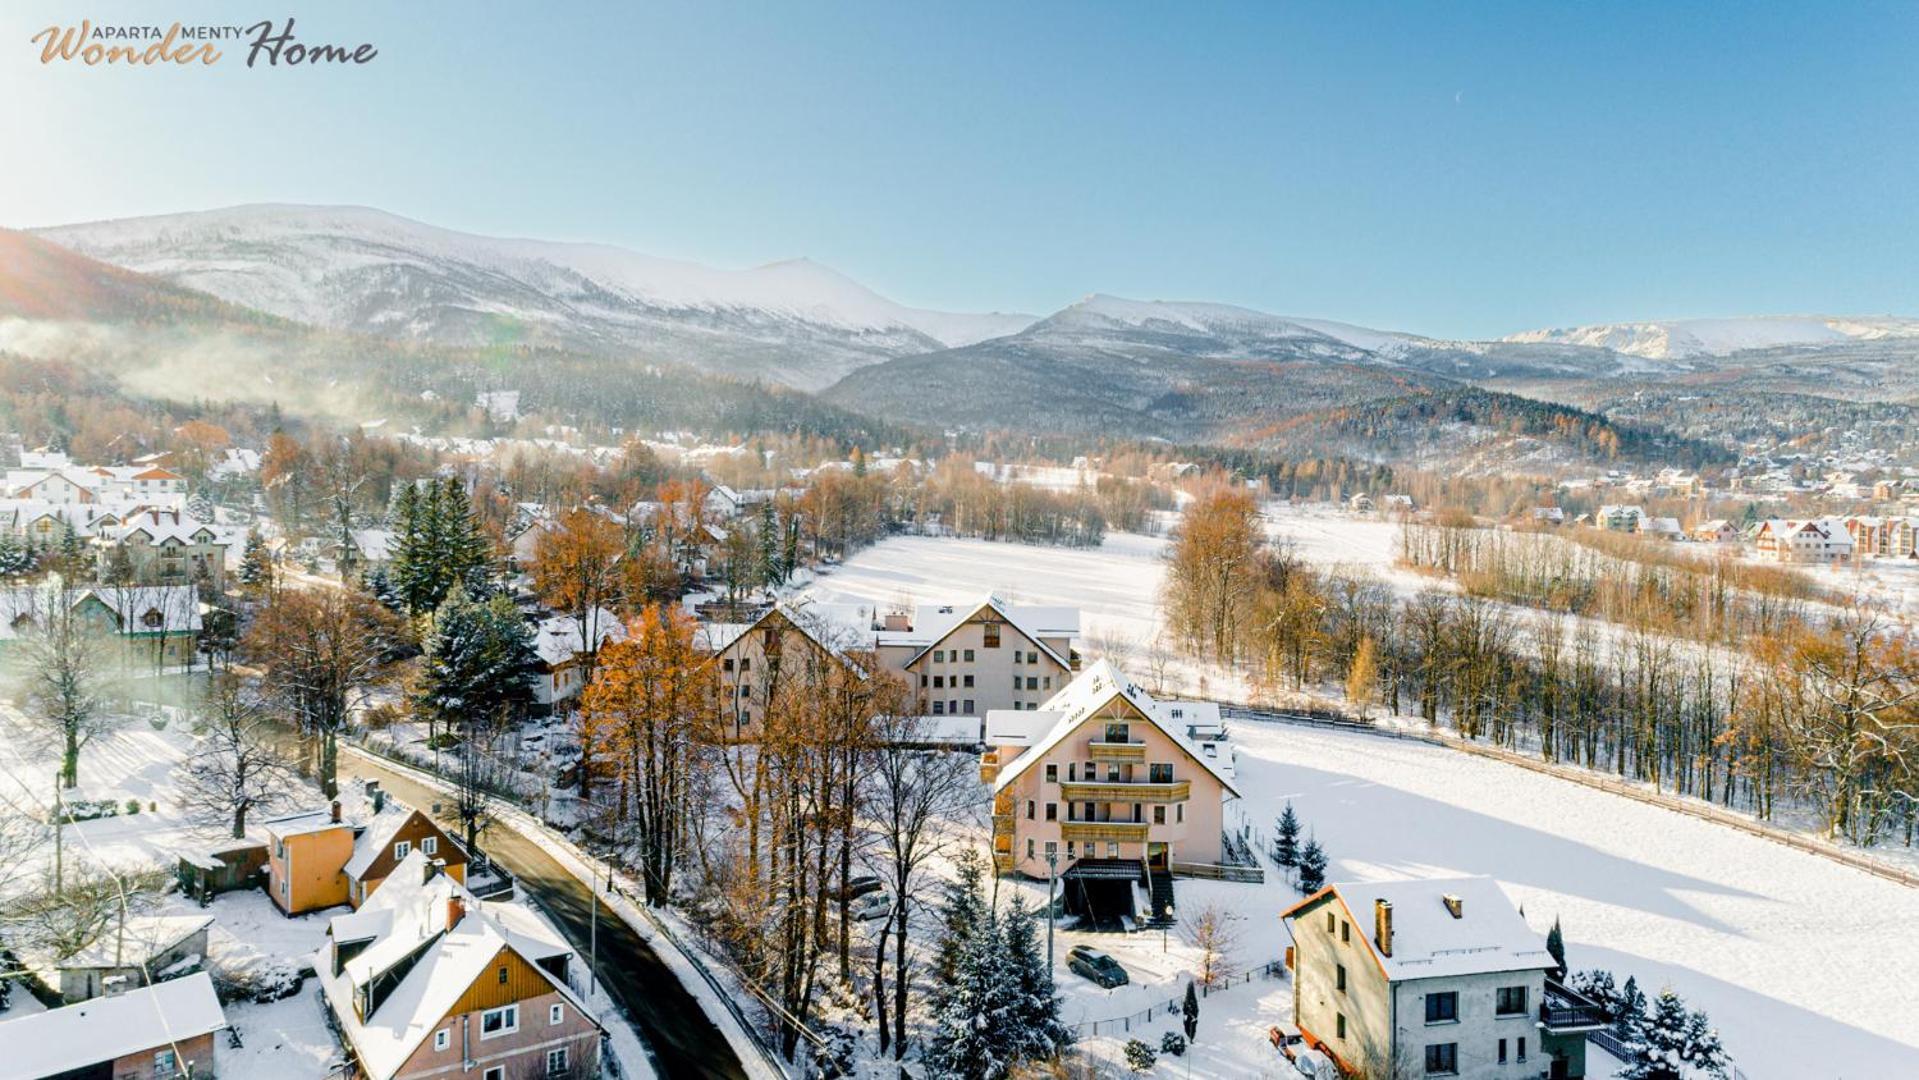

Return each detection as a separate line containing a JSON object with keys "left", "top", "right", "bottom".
{"left": 34, "top": 204, "right": 1036, "bottom": 390}
{"left": 1503, "top": 314, "right": 1919, "bottom": 360}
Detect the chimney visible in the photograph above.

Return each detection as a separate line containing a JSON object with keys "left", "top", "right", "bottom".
{"left": 329, "top": 799, "right": 342, "bottom": 824}
{"left": 1443, "top": 893, "right": 1464, "bottom": 919}
{"left": 446, "top": 895, "right": 465, "bottom": 931}
{"left": 424, "top": 858, "right": 446, "bottom": 884}
{"left": 1375, "top": 899, "right": 1393, "bottom": 957}
{"left": 367, "top": 782, "right": 385, "bottom": 815}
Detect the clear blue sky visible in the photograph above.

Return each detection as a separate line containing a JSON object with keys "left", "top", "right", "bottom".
{"left": 3, "top": 0, "right": 1915, "bottom": 338}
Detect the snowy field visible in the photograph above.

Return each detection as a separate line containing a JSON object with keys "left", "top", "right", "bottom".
{"left": 1227, "top": 721, "right": 1919, "bottom": 1078}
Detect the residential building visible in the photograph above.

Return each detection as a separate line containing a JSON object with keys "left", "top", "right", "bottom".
{"left": 317, "top": 852, "right": 603, "bottom": 1080}
{"left": 264, "top": 783, "right": 468, "bottom": 916}
{"left": 1282, "top": 877, "right": 1605, "bottom": 1080}
{"left": 707, "top": 603, "right": 864, "bottom": 740}
{"left": 0, "top": 585, "right": 201, "bottom": 666}
{"left": 1843, "top": 515, "right": 1894, "bottom": 557}
{"left": 1753, "top": 518, "right": 1854, "bottom": 563}
{"left": 56, "top": 913, "right": 214, "bottom": 1002}
{"left": 1636, "top": 515, "right": 1683, "bottom": 541}
{"left": 979, "top": 662, "right": 1240, "bottom": 924}
{"left": 1595, "top": 505, "right": 1644, "bottom": 532}
{"left": 1530, "top": 507, "right": 1565, "bottom": 526}
{"left": 530, "top": 608, "right": 626, "bottom": 715}
{"left": 1890, "top": 517, "right": 1919, "bottom": 558}
{"left": 1689, "top": 519, "right": 1738, "bottom": 544}
{"left": 0, "top": 970, "right": 227, "bottom": 1080}
{"left": 110, "top": 508, "right": 234, "bottom": 589}
{"left": 1348, "top": 493, "right": 1375, "bottom": 513}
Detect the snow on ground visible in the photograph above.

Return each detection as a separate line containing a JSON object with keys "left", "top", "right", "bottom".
{"left": 1224, "top": 720, "right": 1919, "bottom": 1078}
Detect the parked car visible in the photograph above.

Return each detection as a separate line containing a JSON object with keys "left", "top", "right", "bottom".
{"left": 1291, "top": 1047, "right": 1336, "bottom": 1079}
{"left": 838, "top": 874, "right": 884, "bottom": 900}
{"left": 849, "top": 891, "right": 892, "bottom": 921}
{"left": 1066, "top": 946, "right": 1128, "bottom": 988}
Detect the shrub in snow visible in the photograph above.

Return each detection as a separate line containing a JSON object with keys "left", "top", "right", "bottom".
{"left": 125, "top": 799, "right": 142, "bottom": 815}
{"left": 216, "top": 959, "right": 306, "bottom": 1005}
{"left": 1159, "top": 1032, "right": 1186, "bottom": 1057}
{"left": 1124, "top": 1038, "right": 1157, "bottom": 1072}
{"left": 806, "top": 1023, "right": 856, "bottom": 1079}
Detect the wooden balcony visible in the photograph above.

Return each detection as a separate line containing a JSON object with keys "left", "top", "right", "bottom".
{"left": 1059, "top": 779, "right": 1189, "bottom": 803}
{"left": 979, "top": 754, "right": 1000, "bottom": 784}
{"left": 993, "top": 852, "right": 1016, "bottom": 873}
{"left": 1059, "top": 819, "right": 1150, "bottom": 843}
{"left": 992, "top": 813, "right": 1016, "bottom": 838}
{"left": 1085, "top": 740, "right": 1146, "bottom": 763}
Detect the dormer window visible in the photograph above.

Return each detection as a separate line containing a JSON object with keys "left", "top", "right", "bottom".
{"left": 141, "top": 609, "right": 165, "bottom": 629}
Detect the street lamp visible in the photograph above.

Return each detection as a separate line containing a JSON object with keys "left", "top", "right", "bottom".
{"left": 1045, "top": 849, "right": 1059, "bottom": 980}
{"left": 1161, "top": 904, "right": 1173, "bottom": 953}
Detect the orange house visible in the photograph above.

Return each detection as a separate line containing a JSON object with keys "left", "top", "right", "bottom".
{"left": 265, "top": 784, "right": 468, "bottom": 916}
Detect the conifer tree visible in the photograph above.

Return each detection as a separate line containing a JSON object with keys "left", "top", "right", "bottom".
{"left": 1546, "top": 917, "right": 1567, "bottom": 978}
{"left": 1620, "top": 988, "right": 1692, "bottom": 1080}
{"left": 1296, "top": 836, "right": 1328, "bottom": 893}
{"left": 237, "top": 527, "right": 273, "bottom": 594}
{"left": 1615, "top": 976, "right": 1649, "bottom": 1045}
{"left": 184, "top": 492, "right": 215, "bottom": 524}
{"left": 782, "top": 510, "right": 800, "bottom": 578}
{"left": 932, "top": 851, "right": 989, "bottom": 991}
{"left": 1000, "top": 895, "right": 1071, "bottom": 1061}
{"left": 414, "top": 585, "right": 538, "bottom": 746}
{"left": 1681, "top": 1008, "right": 1729, "bottom": 1077}
{"left": 1182, "top": 980, "right": 1200, "bottom": 1041}
{"left": 1274, "top": 802, "right": 1301, "bottom": 869}
{"left": 756, "top": 501, "right": 780, "bottom": 591}
{"left": 0, "top": 532, "right": 34, "bottom": 581}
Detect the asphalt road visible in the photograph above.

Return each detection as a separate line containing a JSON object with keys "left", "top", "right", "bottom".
{"left": 339, "top": 754, "right": 752, "bottom": 1080}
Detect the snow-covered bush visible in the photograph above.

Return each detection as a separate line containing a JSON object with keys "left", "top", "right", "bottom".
{"left": 1159, "top": 1032, "right": 1186, "bottom": 1057}
{"left": 1125, "top": 1038, "right": 1157, "bottom": 1072}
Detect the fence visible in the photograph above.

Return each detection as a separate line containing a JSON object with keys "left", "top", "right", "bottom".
{"left": 1068, "top": 962, "right": 1286, "bottom": 1039}
{"left": 1170, "top": 860, "right": 1264, "bottom": 884}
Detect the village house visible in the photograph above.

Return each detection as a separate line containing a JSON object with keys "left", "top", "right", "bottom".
{"left": 1890, "top": 517, "right": 1919, "bottom": 559}
{"left": 979, "top": 662, "right": 1240, "bottom": 926}
{"left": 0, "top": 970, "right": 228, "bottom": 1080}
{"left": 1348, "top": 493, "right": 1375, "bottom": 513}
{"left": 1689, "top": 519, "right": 1739, "bottom": 544}
{"left": 706, "top": 603, "right": 863, "bottom": 740}
{"left": 1530, "top": 507, "right": 1566, "bottom": 526}
{"left": 1636, "top": 515, "right": 1683, "bottom": 541}
{"left": 1842, "top": 515, "right": 1896, "bottom": 558}
{"left": 1753, "top": 518, "right": 1854, "bottom": 563}
{"left": 56, "top": 913, "right": 214, "bottom": 1003}
{"left": 317, "top": 852, "right": 603, "bottom": 1080}
{"left": 530, "top": 608, "right": 626, "bottom": 716}
{"left": 0, "top": 585, "right": 202, "bottom": 667}
{"left": 709, "top": 595, "right": 1084, "bottom": 728}
{"left": 1282, "top": 877, "right": 1606, "bottom": 1080}
{"left": 109, "top": 508, "right": 234, "bottom": 589}
{"left": 264, "top": 783, "right": 468, "bottom": 916}
{"left": 1595, "top": 504, "right": 1644, "bottom": 532}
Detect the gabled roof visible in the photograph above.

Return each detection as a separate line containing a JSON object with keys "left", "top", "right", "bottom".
{"left": 707, "top": 603, "right": 868, "bottom": 678}
{"left": 0, "top": 970, "right": 226, "bottom": 1078}
{"left": 533, "top": 608, "right": 626, "bottom": 668}
{"left": 345, "top": 806, "right": 429, "bottom": 880}
{"left": 987, "top": 661, "right": 1239, "bottom": 798}
{"left": 319, "top": 851, "right": 601, "bottom": 1080}
{"left": 62, "top": 913, "right": 214, "bottom": 969}
{"left": 901, "top": 595, "right": 1073, "bottom": 672}
{"left": 1281, "top": 876, "right": 1552, "bottom": 982}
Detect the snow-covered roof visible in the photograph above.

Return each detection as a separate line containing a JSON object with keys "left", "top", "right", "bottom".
{"left": 0, "top": 584, "right": 201, "bottom": 640}
{"left": 319, "top": 851, "right": 599, "bottom": 1080}
{"left": 0, "top": 970, "right": 225, "bottom": 1078}
{"left": 343, "top": 805, "right": 420, "bottom": 881}
{"left": 986, "top": 661, "right": 1240, "bottom": 798}
{"left": 1283, "top": 876, "right": 1553, "bottom": 982}
{"left": 533, "top": 608, "right": 626, "bottom": 667}
{"left": 896, "top": 596, "right": 1077, "bottom": 671}
{"left": 62, "top": 913, "right": 214, "bottom": 969}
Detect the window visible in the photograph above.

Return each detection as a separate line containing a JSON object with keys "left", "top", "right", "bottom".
{"left": 1066, "top": 763, "right": 1076, "bottom": 781}
{"left": 1027, "top": 650, "right": 1038, "bottom": 664}
{"left": 394, "top": 840, "right": 411, "bottom": 860}
{"left": 1045, "top": 803, "right": 1057, "bottom": 821}
{"left": 498, "top": 965, "right": 510, "bottom": 984}
{"left": 1065, "top": 840, "right": 1076, "bottom": 857}
{"left": 154, "top": 1049, "right": 179, "bottom": 1078}
{"left": 1150, "top": 763, "right": 1174, "bottom": 783}
{"left": 1495, "top": 985, "right": 1528, "bottom": 1016}
{"left": 932, "top": 700, "right": 945, "bottom": 715}
{"left": 142, "top": 608, "right": 165, "bottom": 629}
{"left": 547, "top": 1047, "right": 570, "bottom": 1076}
{"left": 485, "top": 1069, "right": 505, "bottom": 1080}
{"left": 1106, "top": 764, "right": 1120, "bottom": 782}
{"left": 480, "top": 1004, "right": 519, "bottom": 1039}
{"left": 550, "top": 1003, "right": 565, "bottom": 1025}
{"left": 1336, "top": 1013, "right": 1346, "bottom": 1039}
{"left": 1498, "top": 1038, "right": 1508, "bottom": 1064}
{"left": 422, "top": 836, "right": 438, "bottom": 856}
{"left": 1341, "top": 920, "right": 1350, "bottom": 944}
{"left": 723, "top": 658, "right": 735, "bottom": 672}
{"left": 1326, "top": 912, "right": 1336, "bottom": 932}
{"left": 1153, "top": 806, "right": 1166, "bottom": 825}
{"left": 1042, "top": 677, "right": 1051, "bottom": 689}
{"left": 1026, "top": 838, "right": 1035, "bottom": 858}
{"left": 933, "top": 675, "right": 944, "bottom": 689}
{"left": 934, "top": 649, "right": 945, "bottom": 663}
{"left": 1107, "top": 842, "right": 1119, "bottom": 857}
{"left": 1026, "top": 676, "right": 1039, "bottom": 690}
{"left": 963, "top": 674, "right": 975, "bottom": 688}
{"left": 1176, "top": 804, "right": 1184, "bottom": 823}
{"left": 1335, "top": 963, "right": 1347, "bottom": 992}
{"left": 1104, "top": 722, "right": 1130, "bottom": 743}
{"left": 434, "top": 1029, "right": 450, "bottom": 1051}
{"left": 1012, "top": 675, "right": 1022, "bottom": 690}
{"left": 983, "top": 623, "right": 1001, "bottom": 647}
{"left": 1044, "top": 841, "right": 1057, "bottom": 859}
{"left": 964, "top": 649, "right": 975, "bottom": 661}
{"left": 1424, "top": 1043, "right": 1458, "bottom": 1075}
{"left": 1045, "top": 765, "right": 1058, "bottom": 783}
{"left": 1426, "top": 991, "right": 1458, "bottom": 1024}
{"left": 1026, "top": 800, "right": 1035, "bottom": 820}
{"left": 964, "top": 699, "right": 975, "bottom": 713}
{"left": 1518, "top": 1037, "right": 1527, "bottom": 1062}
{"left": 1013, "top": 650, "right": 1022, "bottom": 664}
{"left": 740, "top": 657, "right": 751, "bottom": 672}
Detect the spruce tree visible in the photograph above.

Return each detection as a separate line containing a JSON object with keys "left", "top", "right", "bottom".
{"left": 238, "top": 528, "right": 273, "bottom": 593}
{"left": 184, "top": 492, "right": 215, "bottom": 524}
{"left": 1681, "top": 1008, "right": 1729, "bottom": 1077}
{"left": 1615, "top": 976, "right": 1649, "bottom": 1045}
{"left": 756, "top": 502, "right": 780, "bottom": 591}
{"left": 933, "top": 851, "right": 989, "bottom": 992}
{"left": 0, "top": 532, "right": 33, "bottom": 581}
{"left": 1297, "top": 836, "right": 1328, "bottom": 893}
{"left": 1182, "top": 980, "right": 1199, "bottom": 1041}
{"left": 1000, "top": 895, "right": 1071, "bottom": 1060}
{"left": 1546, "top": 917, "right": 1567, "bottom": 978}
{"left": 782, "top": 511, "right": 800, "bottom": 580}
{"left": 1620, "top": 988, "right": 1692, "bottom": 1080}
{"left": 925, "top": 902, "right": 1018, "bottom": 1080}
{"left": 1274, "top": 802, "right": 1301, "bottom": 869}
{"left": 415, "top": 585, "right": 538, "bottom": 740}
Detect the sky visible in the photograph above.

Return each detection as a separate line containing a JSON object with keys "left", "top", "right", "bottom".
{"left": 2, "top": 0, "right": 1916, "bottom": 339}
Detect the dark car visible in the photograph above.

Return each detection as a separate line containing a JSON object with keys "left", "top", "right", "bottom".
{"left": 838, "top": 874, "right": 884, "bottom": 901}
{"left": 1066, "top": 945, "right": 1128, "bottom": 988}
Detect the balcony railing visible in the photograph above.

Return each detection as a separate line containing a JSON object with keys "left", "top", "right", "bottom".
{"left": 1059, "top": 819, "right": 1150, "bottom": 843}
{"left": 1539, "top": 981, "right": 1608, "bottom": 1031}
{"left": 1059, "top": 779, "right": 1189, "bottom": 803}
{"left": 1085, "top": 740, "right": 1146, "bottom": 762}
{"left": 991, "top": 813, "right": 1016, "bottom": 838}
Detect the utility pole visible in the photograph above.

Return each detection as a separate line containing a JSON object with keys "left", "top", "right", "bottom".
{"left": 589, "top": 860, "right": 600, "bottom": 1000}
{"left": 53, "top": 773, "right": 63, "bottom": 894}
{"left": 1045, "top": 849, "right": 1059, "bottom": 980}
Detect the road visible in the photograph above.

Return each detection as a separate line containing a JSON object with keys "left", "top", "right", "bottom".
{"left": 339, "top": 753, "right": 752, "bottom": 1080}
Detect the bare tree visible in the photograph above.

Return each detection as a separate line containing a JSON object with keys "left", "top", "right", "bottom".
{"left": 245, "top": 586, "right": 399, "bottom": 797}
{"left": 1184, "top": 902, "right": 1244, "bottom": 990}
{"left": 179, "top": 675, "right": 295, "bottom": 840}
{"left": 19, "top": 580, "right": 111, "bottom": 790}
{"left": 865, "top": 710, "right": 979, "bottom": 1058}
{"left": 7, "top": 860, "right": 166, "bottom": 965}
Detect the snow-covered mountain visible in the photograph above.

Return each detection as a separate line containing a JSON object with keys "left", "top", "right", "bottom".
{"left": 34, "top": 204, "right": 1035, "bottom": 390}
{"left": 1503, "top": 315, "right": 1919, "bottom": 360}
{"left": 1034, "top": 294, "right": 1432, "bottom": 361}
